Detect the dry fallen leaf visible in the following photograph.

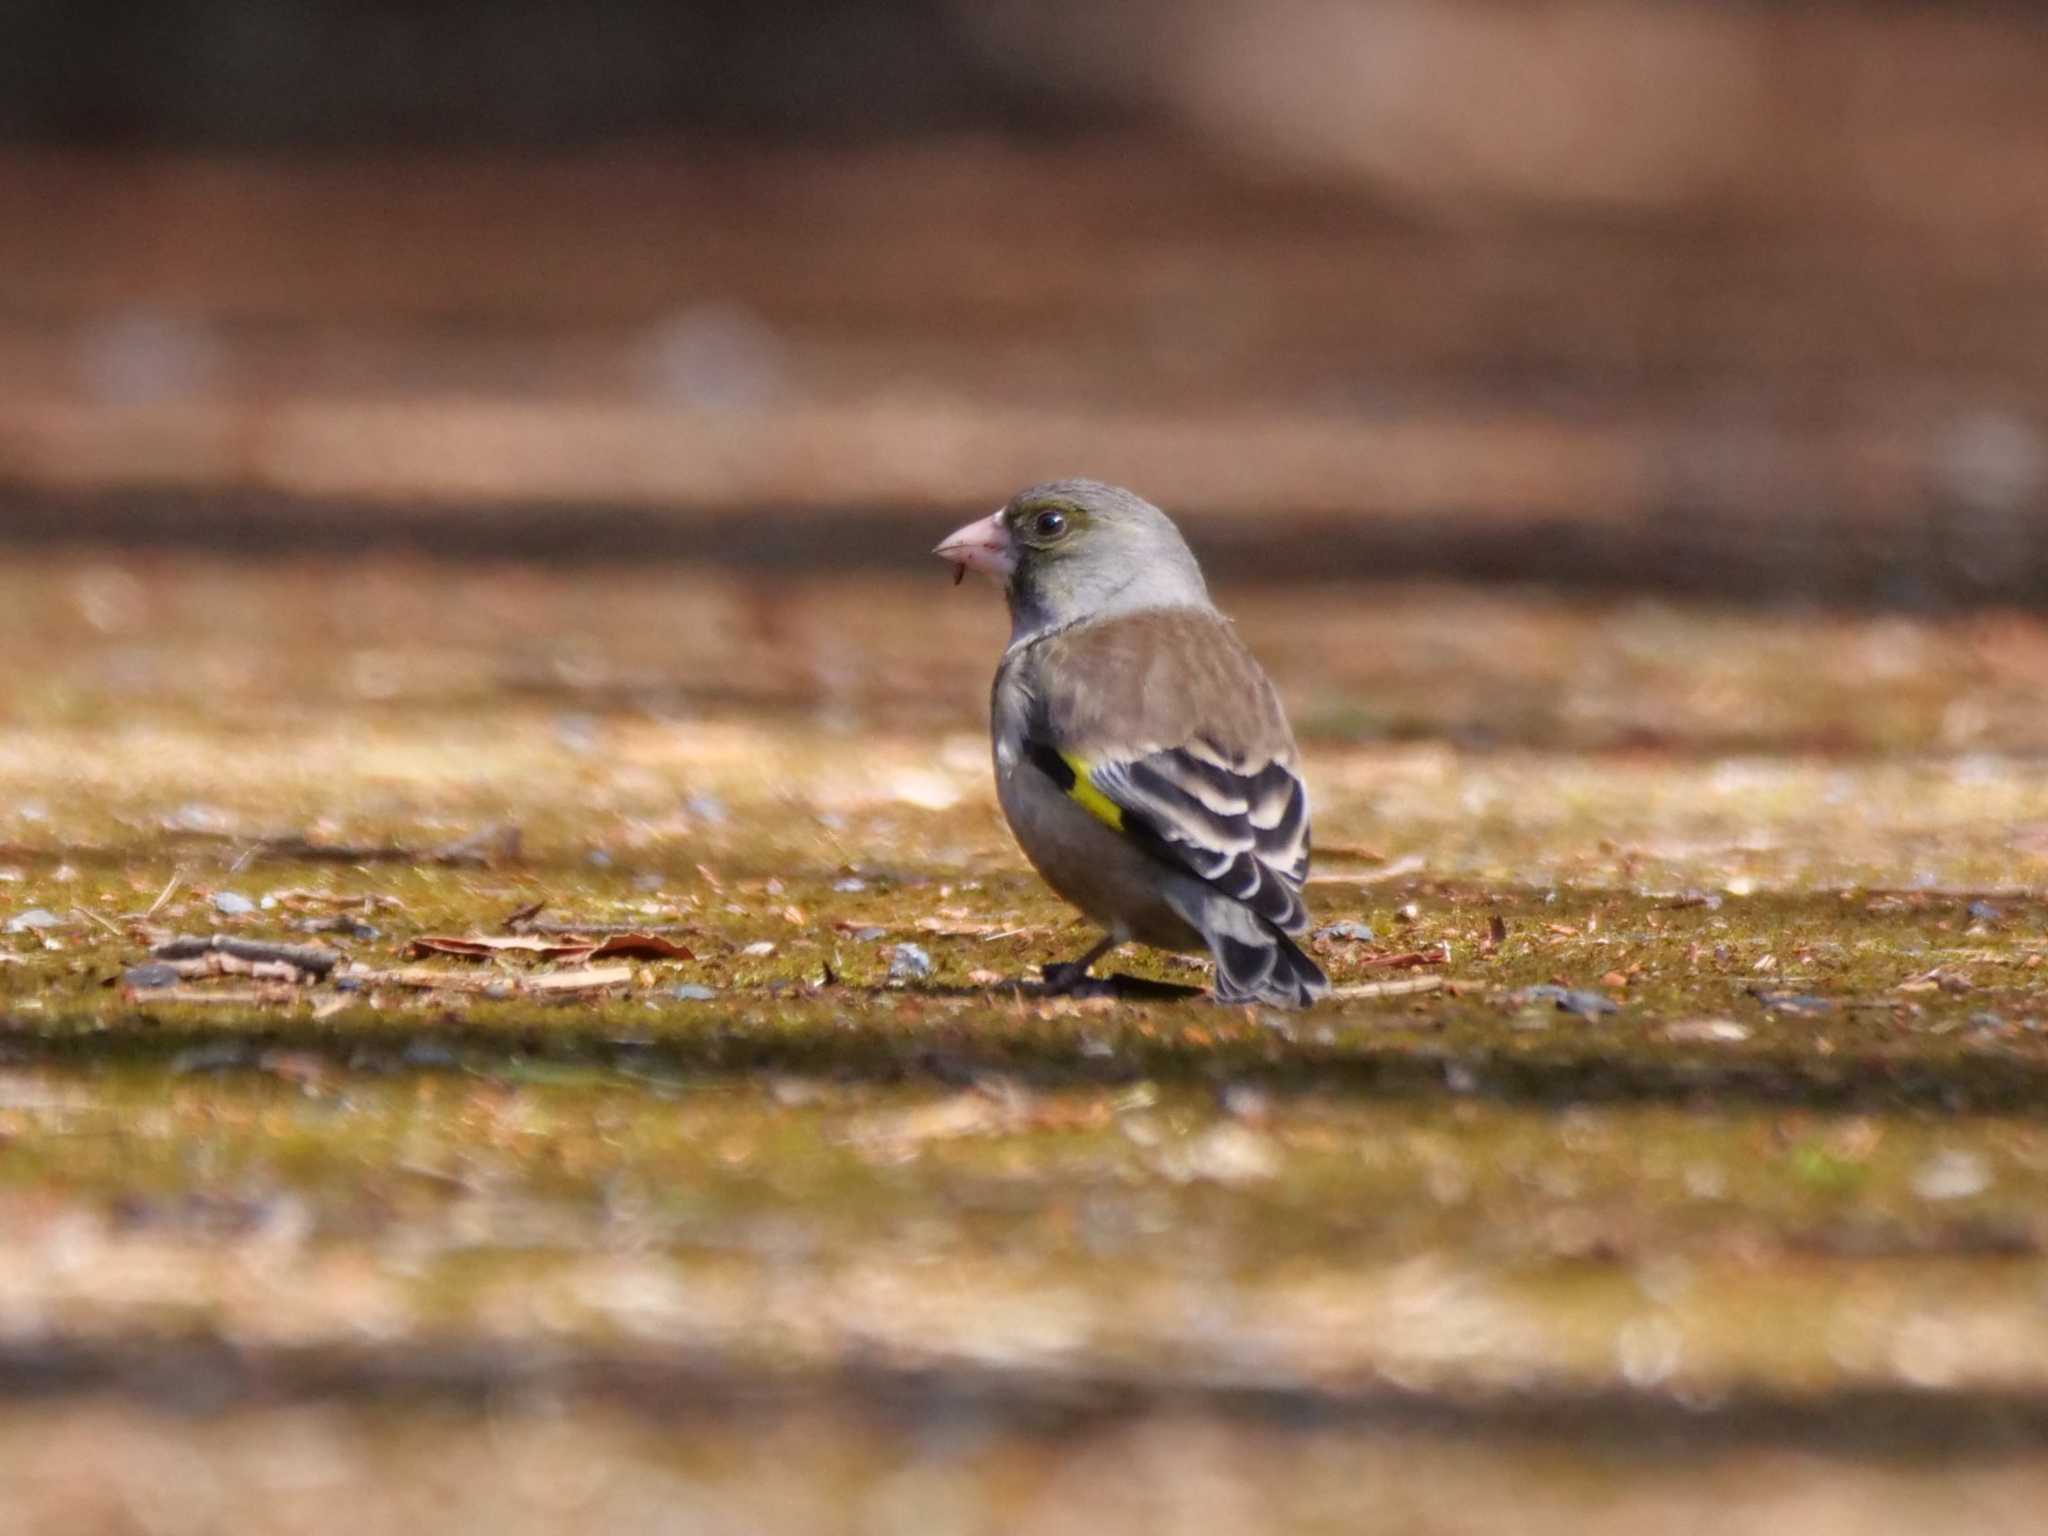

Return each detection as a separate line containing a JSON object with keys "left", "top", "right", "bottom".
{"left": 409, "top": 934, "right": 579, "bottom": 959}
{"left": 408, "top": 933, "right": 694, "bottom": 963}
{"left": 1355, "top": 948, "right": 1446, "bottom": 971}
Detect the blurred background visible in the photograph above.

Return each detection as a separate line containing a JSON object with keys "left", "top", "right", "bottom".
{"left": 8, "top": 6, "right": 2048, "bottom": 1534}
{"left": 4, "top": 0, "right": 2046, "bottom": 600}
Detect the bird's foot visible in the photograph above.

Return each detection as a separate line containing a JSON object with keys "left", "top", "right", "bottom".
{"left": 1039, "top": 964, "right": 1204, "bottom": 1002}
{"left": 1039, "top": 960, "right": 1099, "bottom": 995}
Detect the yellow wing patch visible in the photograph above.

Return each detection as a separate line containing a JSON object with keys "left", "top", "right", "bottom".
{"left": 1060, "top": 751, "right": 1125, "bottom": 830}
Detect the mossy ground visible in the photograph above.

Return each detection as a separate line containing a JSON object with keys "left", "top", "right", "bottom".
{"left": 4, "top": 551, "right": 2048, "bottom": 1529}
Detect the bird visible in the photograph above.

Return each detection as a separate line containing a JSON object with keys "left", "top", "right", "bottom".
{"left": 935, "top": 479, "right": 1328, "bottom": 1008}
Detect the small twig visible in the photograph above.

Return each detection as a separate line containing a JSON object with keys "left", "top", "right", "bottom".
{"left": 151, "top": 934, "right": 341, "bottom": 979}
{"left": 1307, "top": 853, "right": 1424, "bottom": 886}
{"left": 143, "top": 870, "right": 184, "bottom": 920}
{"left": 500, "top": 899, "right": 548, "bottom": 931}
{"left": 71, "top": 905, "right": 126, "bottom": 939}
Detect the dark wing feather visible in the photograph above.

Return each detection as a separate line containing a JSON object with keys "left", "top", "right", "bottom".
{"left": 1018, "top": 609, "right": 1314, "bottom": 934}
{"left": 1095, "top": 741, "right": 1311, "bottom": 932}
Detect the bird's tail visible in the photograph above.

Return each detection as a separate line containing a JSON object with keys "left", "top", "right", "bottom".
{"left": 1169, "top": 887, "right": 1330, "bottom": 1009}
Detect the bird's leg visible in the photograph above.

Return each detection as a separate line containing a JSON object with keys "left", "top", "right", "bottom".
{"left": 1041, "top": 934, "right": 1119, "bottom": 994}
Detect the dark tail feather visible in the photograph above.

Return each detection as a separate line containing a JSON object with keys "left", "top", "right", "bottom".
{"left": 1213, "top": 926, "right": 1329, "bottom": 1009}
{"left": 1166, "top": 884, "right": 1331, "bottom": 1009}
{"left": 1269, "top": 929, "right": 1330, "bottom": 1006}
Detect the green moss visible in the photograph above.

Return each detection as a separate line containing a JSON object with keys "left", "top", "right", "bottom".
{"left": 4, "top": 555, "right": 2048, "bottom": 1408}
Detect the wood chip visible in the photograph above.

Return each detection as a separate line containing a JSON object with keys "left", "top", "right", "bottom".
{"left": 1329, "top": 974, "right": 1446, "bottom": 1000}
{"left": 522, "top": 964, "right": 635, "bottom": 993}
{"left": 342, "top": 964, "right": 629, "bottom": 995}
{"left": 346, "top": 966, "right": 506, "bottom": 994}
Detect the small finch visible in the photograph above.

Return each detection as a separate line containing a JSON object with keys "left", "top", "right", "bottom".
{"left": 936, "top": 480, "right": 1327, "bottom": 1008}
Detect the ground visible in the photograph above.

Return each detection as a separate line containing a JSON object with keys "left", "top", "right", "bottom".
{"left": 4, "top": 549, "right": 2048, "bottom": 1532}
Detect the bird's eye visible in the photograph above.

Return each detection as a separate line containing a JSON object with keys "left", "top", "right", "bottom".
{"left": 1033, "top": 510, "right": 1068, "bottom": 540}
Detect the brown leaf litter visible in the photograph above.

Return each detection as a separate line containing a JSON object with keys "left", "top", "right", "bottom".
{"left": 408, "top": 932, "right": 695, "bottom": 963}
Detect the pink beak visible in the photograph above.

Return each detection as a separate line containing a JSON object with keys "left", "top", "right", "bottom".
{"left": 934, "top": 510, "right": 1016, "bottom": 582}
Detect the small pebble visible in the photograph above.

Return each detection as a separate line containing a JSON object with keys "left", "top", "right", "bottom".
{"left": 1181, "top": 1123, "right": 1280, "bottom": 1185}
{"left": 4, "top": 908, "right": 61, "bottom": 934}
{"left": 211, "top": 891, "right": 255, "bottom": 916}
{"left": 852, "top": 926, "right": 887, "bottom": 943}
{"left": 1314, "top": 921, "right": 1376, "bottom": 943}
{"left": 1662, "top": 1019, "right": 1751, "bottom": 1044}
{"left": 673, "top": 984, "right": 720, "bottom": 1002}
{"left": 553, "top": 713, "right": 600, "bottom": 753}
{"left": 1754, "top": 991, "right": 1834, "bottom": 1014}
{"left": 1517, "top": 984, "right": 1619, "bottom": 1020}
{"left": 739, "top": 940, "right": 776, "bottom": 958}
{"left": 1914, "top": 1149, "right": 1991, "bottom": 1202}
{"left": 1220, "top": 1082, "right": 1271, "bottom": 1122}
{"left": 833, "top": 877, "right": 868, "bottom": 894}
{"left": 888, "top": 943, "right": 934, "bottom": 982}
{"left": 122, "top": 962, "right": 180, "bottom": 989}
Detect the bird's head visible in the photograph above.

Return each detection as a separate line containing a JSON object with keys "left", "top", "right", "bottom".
{"left": 935, "top": 479, "right": 1210, "bottom": 640}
